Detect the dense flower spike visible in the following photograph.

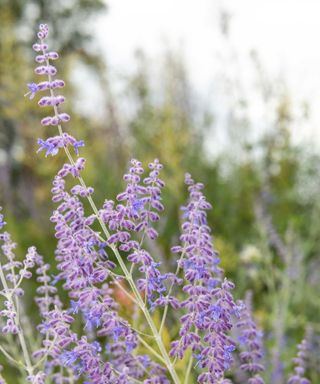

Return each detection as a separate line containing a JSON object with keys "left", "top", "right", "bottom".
{"left": 51, "top": 170, "right": 137, "bottom": 340}
{"left": 99, "top": 158, "right": 179, "bottom": 309}
{"left": 170, "top": 174, "right": 237, "bottom": 383}
{"left": 287, "top": 339, "right": 310, "bottom": 384}
{"left": 236, "top": 293, "right": 265, "bottom": 384}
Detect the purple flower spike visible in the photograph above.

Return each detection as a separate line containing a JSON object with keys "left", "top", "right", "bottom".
{"left": 287, "top": 339, "right": 310, "bottom": 384}
{"left": 236, "top": 293, "right": 265, "bottom": 383}
{"left": 99, "top": 158, "right": 170, "bottom": 308}
{"left": 169, "top": 173, "right": 237, "bottom": 383}
{"left": 28, "top": 24, "right": 71, "bottom": 129}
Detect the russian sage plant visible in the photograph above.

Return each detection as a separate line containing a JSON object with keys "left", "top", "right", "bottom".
{"left": 0, "top": 24, "right": 311, "bottom": 384}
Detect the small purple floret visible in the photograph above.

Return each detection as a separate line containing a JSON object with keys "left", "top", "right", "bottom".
{"left": 24, "top": 82, "right": 38, "bottom": 100}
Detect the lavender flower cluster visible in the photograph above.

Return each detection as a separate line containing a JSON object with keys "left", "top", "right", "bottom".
{"left": 0, "top": 24, "right": 312, "bottom": 384}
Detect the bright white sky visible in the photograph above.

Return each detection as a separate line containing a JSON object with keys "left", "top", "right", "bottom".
{"left": 89, "top": 0, "right": 320, "bottom": 147}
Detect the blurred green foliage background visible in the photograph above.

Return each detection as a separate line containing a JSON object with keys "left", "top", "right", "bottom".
{"left": 0, "top": 0, "right": 319, "bottom": 383}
